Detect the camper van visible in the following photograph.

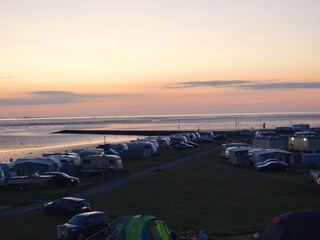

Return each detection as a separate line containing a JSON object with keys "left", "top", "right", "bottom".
{"left": 81, "top": 155, "right": 123, "bottom": 173}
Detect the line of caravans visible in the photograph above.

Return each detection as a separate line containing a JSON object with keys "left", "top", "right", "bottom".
{"left": 0, "top": 150, "right": 123, "bottom": 188}
{"left": 0, "top": 131, "right": 217, "bottom": 188}
{"left": 222, "top": 129, "right": 320, "bottom": 167}
{"left": 223, "top": 142, "right": 295, "bottom": 167}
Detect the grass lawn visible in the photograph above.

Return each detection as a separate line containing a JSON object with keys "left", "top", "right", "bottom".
{"left": 87, "top": 156, "right": 319, "bottom": 236}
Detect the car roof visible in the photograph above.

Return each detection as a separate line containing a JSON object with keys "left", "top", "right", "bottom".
{"left": 75, "top": 211, "right": 104, "bottom": 217}
{"left": 61, "top": 197, "right": 86, "bottom": 202}
{"left": 44, "top": 172, "right": 74, "bottom": 177}
{"left": 45, "top": 171, "right": 65, "bottom": 175}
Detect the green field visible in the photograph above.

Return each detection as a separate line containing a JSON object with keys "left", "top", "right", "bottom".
{"left": 0, "top": 142, "right": 319, "bottom": 239}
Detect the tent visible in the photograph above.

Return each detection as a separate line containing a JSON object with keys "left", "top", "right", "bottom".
{"left": 14, "top": 157, "right": 61, "bottom": 175}
{"left": 262, "top": 211, "right": 320, "bottom": 240}
{"left": 107, "top": 215, "right": 177, "bottom": 240}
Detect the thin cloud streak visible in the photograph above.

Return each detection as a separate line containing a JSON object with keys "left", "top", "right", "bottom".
{"left": 169, "top": 80, "right": 320, "bottom": 90}
{"left": 0, "top": 91, "right": 137, "bottom": 106}
{"left": 167, "top": 80, "right": 251, "bottom": 89}
{"left": 242, "top": 82, "right": 320, "bottom": 90}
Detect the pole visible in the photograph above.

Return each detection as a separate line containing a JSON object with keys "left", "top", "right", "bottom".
{"left": 259, "top": 116, "right": 262, "bottom": 130}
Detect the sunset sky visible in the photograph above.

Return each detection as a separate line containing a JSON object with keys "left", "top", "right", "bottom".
{"left": 1, "top": 0, "right": 320, "bottom": 117}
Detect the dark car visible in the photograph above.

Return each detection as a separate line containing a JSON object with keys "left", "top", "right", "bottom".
{"left": 186, "top": 141, "right": 199, "bottom": 148}
{"left": 173, "top": 142, "right": 194, "bottom": 150}
{"left": 213, "top": 134, "right": 227, "bottom": 140}
{"left": 257, "top": 161, "right": 288, "bottom": 172}
{"left": 262, "top": 211, "right": 320, "bottom": 240}
{"left": 43, "top": 172, "right": 80, "bottom": 187}
{"left": 59, "top": 211, "right": 108, "bottom": 240}
{"left": 43, "top": 197, "right": 90, "bottom": 216}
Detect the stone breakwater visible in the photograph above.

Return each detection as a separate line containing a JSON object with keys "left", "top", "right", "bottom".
{"left": 54, "top": 129, "right": 239, "bottom": 136}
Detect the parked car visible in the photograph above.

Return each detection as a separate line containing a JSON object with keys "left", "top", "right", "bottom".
{"left": 43, "top": 197, "right": 90, "bottom": 216}
{"left": 186, "top": 141, "right": 199, "bottom": 148}
{"left": 257, "top": 161, "right": 288, "bottom": 172}
{"left": 213, "top": 134, "right": 227, "bottom": 140}
{"left": 174, "top": 142, "right": 194, "bottom": 150}
{"left": 58, "top": 211, "right": 108, "bottom": 240}
{"left": 43, "top": 172, "right": 80, "bottom": 187}
{"left": 262, "top": 211, "right": 320, "bottom": 240}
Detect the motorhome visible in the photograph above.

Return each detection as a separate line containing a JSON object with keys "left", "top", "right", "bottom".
{"left": 81, "top": 155, "right": 123, "bottom": 173}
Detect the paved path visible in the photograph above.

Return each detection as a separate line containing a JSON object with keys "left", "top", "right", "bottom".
{"left": 0, "top": 147, "right": 219, "bottom": 218}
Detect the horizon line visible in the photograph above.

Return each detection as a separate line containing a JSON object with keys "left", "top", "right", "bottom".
{"left": 1, "top": 111, "right": 320, "bottom": 121}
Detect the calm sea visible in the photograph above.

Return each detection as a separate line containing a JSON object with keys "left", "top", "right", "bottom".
{"left": 1, "top": 112, "right": 320, "bottom": 162}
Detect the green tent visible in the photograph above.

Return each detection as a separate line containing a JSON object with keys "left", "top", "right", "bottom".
{"left": 107, "top": 215, "right": 177, "bottom": 240}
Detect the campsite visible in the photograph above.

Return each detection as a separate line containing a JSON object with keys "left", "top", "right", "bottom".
{"left": 0, "top": 132, "right": 319, "bottom": 240}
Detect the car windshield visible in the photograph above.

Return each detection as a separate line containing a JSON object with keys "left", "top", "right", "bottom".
{"left": 68, "top": 215, "right": 87, "bottom": 225}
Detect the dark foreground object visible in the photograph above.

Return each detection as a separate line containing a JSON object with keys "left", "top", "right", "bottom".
{"left": 263, "top": 211, "right": 320, "bottom": 240}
